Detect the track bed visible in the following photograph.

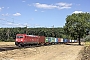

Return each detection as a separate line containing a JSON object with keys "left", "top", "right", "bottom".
{"left": 0, "top": 42, "right": 84, "bottom": 60}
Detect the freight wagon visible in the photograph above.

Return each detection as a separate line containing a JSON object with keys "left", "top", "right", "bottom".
{"left": 15, "top": 34, "right": 78, "bottom": 47}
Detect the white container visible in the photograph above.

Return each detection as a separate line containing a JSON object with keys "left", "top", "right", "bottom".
{"left": 69, "top": 40, "right": 72, "bottom": 42}
{"left": 61, "top": 38, "right": 63, "bottom": 42}
{"left": 72, "top": 40, "right": 74, "bottom": 42}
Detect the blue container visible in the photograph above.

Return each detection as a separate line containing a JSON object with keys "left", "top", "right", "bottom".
{"left": 63, "top": 39, "right": 68, "bottom": 43}
{"left": 74, "top": 40, "right": 77, "bottom": 42}
{"left": 65, "top": 39, "right": 67, "bottom": 42}
{"left": 48, "top": 37, "right": 51, "bottom": 42}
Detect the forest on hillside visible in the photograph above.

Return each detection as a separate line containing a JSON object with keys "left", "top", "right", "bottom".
{"left": 0, "top": 27, "right": 67, "bottom": 42}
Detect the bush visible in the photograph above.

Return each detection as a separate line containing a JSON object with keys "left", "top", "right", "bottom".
{"left": 6, "top": 37, "right": 15, "bottom": 42}
{"left": 0, "top": 37, "right": 15, "bottom": 42}
{"left": 85, "top": 35, "right": 90, "bottom": 42}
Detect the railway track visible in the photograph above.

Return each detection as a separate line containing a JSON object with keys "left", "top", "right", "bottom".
{"left": 0, "top": 44, "right": 50, "bottom": 52}
{"left": 0, "top": 42, "right": 83, "bottom": 52}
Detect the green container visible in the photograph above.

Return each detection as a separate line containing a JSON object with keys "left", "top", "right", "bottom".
{"left": 50, "top": 37, "right": 55, "bottom": 42}
{"left": 45, "top": 37, "right": 51, "bottom": 43}
{"left": 45, "top": 37, "right": 49, "bottom": 43}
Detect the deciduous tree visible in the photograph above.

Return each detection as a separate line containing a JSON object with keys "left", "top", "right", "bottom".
{"left": 64, "top": 13, "right": 90, "bottom": 45}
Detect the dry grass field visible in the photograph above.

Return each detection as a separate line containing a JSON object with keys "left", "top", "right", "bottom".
{"left": 0, "top": 42, "right": 84, "bottom": 60}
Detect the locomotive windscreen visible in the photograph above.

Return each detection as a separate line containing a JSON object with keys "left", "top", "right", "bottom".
{"left": 16, "top": 36, "right": 23, "bottom": 38}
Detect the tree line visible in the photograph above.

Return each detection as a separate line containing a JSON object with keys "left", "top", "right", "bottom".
{"left": 0, "top": 27, "right": 66, "bottom": 42}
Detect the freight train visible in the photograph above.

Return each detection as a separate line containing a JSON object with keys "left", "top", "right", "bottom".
{"left": 15, "top": 34, "right": 78, "bottom": 47}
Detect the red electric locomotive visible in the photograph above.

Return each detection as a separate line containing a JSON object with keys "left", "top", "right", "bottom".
{"left": 15, "top": 34, "right": 45, "bottom": 47}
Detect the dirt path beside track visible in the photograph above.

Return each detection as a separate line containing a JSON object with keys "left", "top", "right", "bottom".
{"left": 0, "top": 42, "right": 84, "bottom": 60}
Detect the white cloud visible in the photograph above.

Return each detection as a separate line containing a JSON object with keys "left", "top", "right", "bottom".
{"left": 0, "top": 7, "right": 5, "bottom": 11}
{"left": 7, "top": 22, "right": 13, "bottom": 25}
{"left": 56, "top": 2, "right": 72, "bottom": 7}
{"left": 2, "top": 13, "right": 10, "bottom": 16}
{"left": 34, "top": 2, "right": 72, "bottom": 10}
{"left": 13, "top": 13, "right": 21, "bottom": 16}
{"left": 35, "top": 9, "right": 37, "bottom": 12}
{"left": 34, "top": 3, "right": 57, "bottom": 9}
{"left": 6, "top": 22, "right": 26, "bottom": 27}
{"left": 73, "top": 11, "right": 83, "bottom": 14}
{"left": 0, "top": 7, "right": 2, "bottom": 11}
{"left": 2, "top": 7, "right": 4, "bottom": 8}
{"left": 30, "top": 18, "right": 34, "bottom": 20}
{"left": 0, "top": 18, "right": 6, "bottom": 20}
{"left": 41, "top": 11, "right": 44, "bottom": 12}
{"left": 76, "top": 4, "right": 80, "bottom": 6}
{"left": 33, "top": 24, "right": 40, "bottom": 28}
{"left": 22, "top": 1, "right": 26, "bottom": 2}
{"left": 28, "top": 4, "right": 31, "bottom": 6}
{"left": 56, "top": 2, "right": 72, "bottom": 9}
{"left": 7, "top": 7, "right": 9, "bottom": 9}
{"left": 34, "top": 24, "right": 40, "bottom": 26}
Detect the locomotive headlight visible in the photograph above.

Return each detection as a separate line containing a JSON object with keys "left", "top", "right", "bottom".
{"left": 16, "top": 39, "right": 18, "bottom": 41}
{"left": 21, "top": 39, "right": 23, "bottom": 41}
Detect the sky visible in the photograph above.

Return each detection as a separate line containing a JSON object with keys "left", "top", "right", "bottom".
{"left": 0, "top": 0, "right": 90, "bottom": 28}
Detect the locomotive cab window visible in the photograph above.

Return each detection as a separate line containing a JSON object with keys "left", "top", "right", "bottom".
{"left": 16, "top": 36, "right": 23, "bottom": 38}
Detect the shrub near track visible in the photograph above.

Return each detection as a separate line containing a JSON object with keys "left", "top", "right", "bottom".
{"left": 81, "top": 42, "right": 90, "bottom": 60}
